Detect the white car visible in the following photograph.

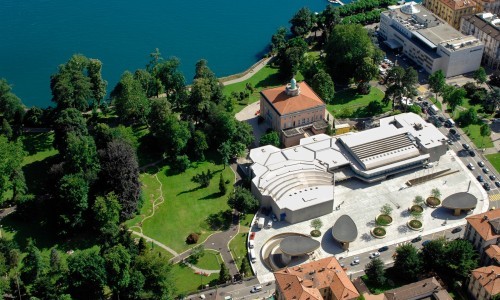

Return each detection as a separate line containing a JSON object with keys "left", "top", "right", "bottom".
{"left": 467, "top": 163, "right": 475, "bottom": 170}
{"left": 370, "top": 252, "right": 381, "bottom": 258}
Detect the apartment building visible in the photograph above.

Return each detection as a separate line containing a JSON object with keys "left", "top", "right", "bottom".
{"left": 461, "top": 12, "right": 500, "bottom": 70}
{"left": 424, "top": 0, "right": 476, "bottom": 29}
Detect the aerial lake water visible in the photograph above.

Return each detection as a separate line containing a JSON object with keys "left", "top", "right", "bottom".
{"left": 0, "top": 0, "right": 337, "bottom": 107}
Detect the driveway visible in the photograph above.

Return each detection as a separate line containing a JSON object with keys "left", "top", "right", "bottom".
{"left": 235, "top": 101, "right": 269, "bottom": 148}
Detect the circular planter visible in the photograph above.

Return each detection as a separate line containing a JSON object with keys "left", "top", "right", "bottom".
{"left": 371, "top": 227, "right": 387, "bottom": 239}
{"left": 407, "top": 219, "right": 423, "bottom": 231}
{"left": 410, "top": 205, "right": 424, "bottom": 215}
{"left": 310, "top": 230, "right": 321, "bottom": 237}
{"left": 426, "top": 197, "right": 441, "bottom": 208}
{"left": 375, "top": 214, "right": 393, "bottom": 226}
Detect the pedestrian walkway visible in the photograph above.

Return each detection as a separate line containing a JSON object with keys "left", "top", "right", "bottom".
{"left": 221, "top": 57, "right": 273, "bottom": 86}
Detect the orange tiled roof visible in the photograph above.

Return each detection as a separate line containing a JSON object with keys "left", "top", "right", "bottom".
{"left": 466, "top": 209, "right": 500, "bottom": 241}
{"left": 471, "top": 266, "right": 500, "bottom": 296}
{"left": 440, "top": 0, "right": 476, "bottom": 10}
{"left": 486, "top": 245, "right": 500, "bottom": 263}
{"left": 274, "top": 256, "right": 360, "bottom": 300}
{"left": 260, "top": 82, "right": 325, "bottom": 116}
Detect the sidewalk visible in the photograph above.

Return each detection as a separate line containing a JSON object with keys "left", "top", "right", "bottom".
{"left": 221, "top": 57, "right": 273, "bottom": 86}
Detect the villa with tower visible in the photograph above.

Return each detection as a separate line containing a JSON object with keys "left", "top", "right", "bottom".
{"left": 259, "top": 79, "right": 329, "bottom": 147}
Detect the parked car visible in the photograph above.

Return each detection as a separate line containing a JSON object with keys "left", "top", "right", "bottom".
{"left": 489, "top": 175, "right": 497, "bottom": 181}
{"left": 450, "top": 128, "right": 457, "bottom": 135}
{"left": 477, "top": 175, "right": 484, "bottom": 182}
{"left": 483, "top": 168, "right": 490, "bottom": 174}
{"left": 495, "top": 181, "right": 500, "bottom": 188}
{"left": 271, "top": 214, "right": 278, "bottom": 222}
{"left": 469, "top": 150, "right": 476, "bottom": 157}
{"left": 462, "top": 143, "right": 470, "bottom": 150}
{"left": 379, "top": 246, "right": 389, "bottom": 252}
{"left": 438, "top": 116, "right": 445, "bottom": 122}
{"left": 478, "top": 161, "right": 485, "bottom": 167}
{"left": 369, "top": 252, "right": 380, "bottom": 259}
{"left": 447, "top": 140, "right": 453, "bottom": 145}
{"left": 422, "top": 240, "right": 431, "bottom": 246}
{"left": 484, "top": 183, "right": 491, "bottom": 191}
{"left": 250, "top": 286, "right": 262, "bottom": 293}
{"left": 467, "top": 163, "right": 475, "bottom": 170}
{"left": 411, "top": 236, "right": 422, "bottom": 243}
{"left": 422, "top": 101, "right": 429, "bottom": 106}
{"left": 452, "top": 227, "right": 462, "bottom": 234}
{"left": 351, "top": 257, "right": 360, "bottom": 266}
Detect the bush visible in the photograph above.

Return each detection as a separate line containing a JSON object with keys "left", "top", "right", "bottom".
{"left": 186, "top": 233, "right": 199, "bottom": 244}
{"left": 173, "top": 155, "right": 190, "bottom": 173}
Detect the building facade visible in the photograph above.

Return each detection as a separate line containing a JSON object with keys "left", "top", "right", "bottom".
{"left": 465, "top": 209, "right": 500, "bottom": 264}
{"left": 468, "top": 266, "right": 500, "bottom": 300}
{"left": 461, "top": 13, "right": 500, "bottom": 70}
{"left": 274, "top": 256, "right": 360, "bottom": 300}
{"left": 424, "top": 0, "right": 476, "bottom": 29}
{"left": 384, "top": 277, "right": 452, "bottom": 300}
{"left": 260, "top": 80, "right": 328, "bottom": 147}
{"left": 379, "top": 2, "right": 484, "bottom": 77}
{"left": 475, "top": 0, "right": 500, "bottom": 14}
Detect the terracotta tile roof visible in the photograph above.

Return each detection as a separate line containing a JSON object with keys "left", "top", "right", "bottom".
{"left": 466, "top": 209, "right": 500, "bottom": 241}
{"left": 384, "top": 277, "right": 452, "bottom": 300}
{"left": 440, "top": 0, "right": 476, "bottom": 10}
{"left": 274, "top": 256, "right": 360, "bottom": 300}
{"left": 485, "top": 245, "right": 500, "bottom": 263}
{"left": 260, "top": 82, "right": 325, "bottom": 116}
{"left": 471, "top": 266, "right": 500, "bottom": 296}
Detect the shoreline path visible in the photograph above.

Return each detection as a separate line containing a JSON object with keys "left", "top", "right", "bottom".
{"left": 130, "top": 54, "right": 273, "bottom": 274}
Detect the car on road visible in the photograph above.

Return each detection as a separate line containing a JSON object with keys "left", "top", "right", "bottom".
{"left": 438, "top": 116, "right": 445, "bottom": 122}
{"left": 469, "top": 150, "right": 476, "bottom": 157}
{"left": 462, "top": 143, "right": 470, "bottom": 150}
{"left": 271, "top": 214, "right": 278, "bottom": 222}
{"left": 490, "top": 175, "right": 497, "bottom": 181}
{"left": 369, "top": 252, "right": 380, "bottom": 259}
{"left": 250, "top": 286, "right": 262, "bottom": 293}
{"left": 477, "top": 175, "right": 484, "bottom": 182}
{"left": 467, "top": 163, "right": 475, "bottom": 170}
{"left": 452, "top": 227, "right": 462, "bottom": 233}
{"left": 478, "top": 161, "right": 485, "bottom": 167}
{"left": 422, "top": 240, "right": 431, "bottom": 246}
{"left": 450, "top": 128, "right": 457, "bottom": 135}
{"left": 495, "top": 181, "right": 500, "bottom": 188}
{"left": 379, "top": 246, "right": 389, "bottom": 252}
{"left": 411, "top": 236, "right": 422, "bottom": 243}
{"left": 447, "top": 140, "right": 453, "bottom": 145}
{"left": 483, "top": 168, "right": 490, "bottom": 174}
{"left": 351, "top": 258, "right": 360, "bottom": 266}
{"left": 484, "top": 183, "right": 491, "bottom": 191}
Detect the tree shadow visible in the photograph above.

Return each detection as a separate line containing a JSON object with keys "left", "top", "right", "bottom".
{"left": 361, "top": 232, "right": 373, "bottom": 242}
{"left": 22, "top": 132, "right": 54, "bottom": 155}
{"left": 205, "top": 210, "right": 233, "bottom": 231}
{"left": 397, "top": 224, "right": 411, "bottom": 234}
{"left": 254, "top": 71, "right": 285, "bottom": 89}
{"left": 366, "top": 220, "right": 376, "bottom": 227}
{"left": 177, "top": 185, "right": 204, "bottom": 196}
{"left": 400, "top": 210, "right": 411, "bottom": 218}
{"left": 22, "top": 154, "right": 60, "bottom": 196}
{"left": 199, "top": 192, "right": 222, "bottom": 200}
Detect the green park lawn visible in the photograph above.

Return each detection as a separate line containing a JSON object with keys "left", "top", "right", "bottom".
{"left": 460, "top": 124, "right": 493, "bottom": 149}
{"left": 172, "top": 263, "right": 218, "bottom": 295}
{"left": 194, "top": 249, "right": 223, "bottom": 270}
{"left": 229, "top": 214, "right": 253, "bottom": 268}
{"left": 127, "top": 160, "right": 234, "bottom": 253}
{"left": 486, "top": 153, "right": 500, "bottom": 173}
{"left": 21, "top": 132, "right": 57, "bottom": 166}
{"left": 327, "top": 87, "right": 387, "bottom": 118}
{"left": 223, "top": 65, "right": 304, "bottom": 114}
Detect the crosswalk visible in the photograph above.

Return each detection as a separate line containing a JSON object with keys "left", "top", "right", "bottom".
{"left": 489, "top": 192, "right": 500, "bottom": 202}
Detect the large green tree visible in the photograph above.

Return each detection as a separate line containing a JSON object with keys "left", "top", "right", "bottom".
{"left": 0, "top": 136, "right": 24, "bottom": 204}
{"left": 111, "top": 71, "right": 151, "bottom": 125}
{"left": 104, "top": 244, "right": 131, "bottom": 297}
{"left": 50, "top": 54, "right": 92, "bottom": 111}
{"left": 480, "top": 123, "right": 491, "bottom": 148}
{"left": 443, "top": 239, "right": 478, "bottom": 282}
{"left": 133, "top": 251, "right": 175, "bottom": 299}
{"left": 270, "top": 27, "right": 288, "bottom": 55}
{"left": 63, "top": 133, "right": 100, "bottom": 182}
{"left": 442, "top": 85, "right": 466, "bottom": 112}
{"left": 20, "top": 239, "right": 44, "bottom": 286}
{"left": 428, "top": 70, "right": 446, "bottom": 99}
{"left": 311, "top": 69, "right": 335, "bottom": 103}
{"left": 473, "top": 67, "right": 487, "bottom": 86}
{"left": 155, "top": 57, "right": 187, "bottom": 111}
{"left": 0, "top": 78, "right": 25, "bottom": 131}
{"left": 484, "top": 87, "right": 500, "bottom": 113}
{"left": 228, "top": 187, "right": 259, "bottom": 214}
{"left": 393, "top": 244, "right": 422, "bottom": 282}
{"left": 56, "top": 174, "right": 89, "bottom": 234}
{"left": 260, "top": 131, "right": 280, "bottom": 147}
{"left": 279, "top": 37, "right": 308, "bottom": 79}
{"left": 218, "top": 263, "right": 231, "bottom": 284}
{"left": 87, "top": 58, "right": 107, "bottom": 106}
{"left": 53, "top": 108, "right": 88, "bottom": 152}
{"left": 290, "top": 7, "right": 315, "bottom": 37}
{"left": 67, "top": 248, "right": 107, "bottom": 299}
{"left": 364, "top": 258, "right": 385, "bottom": 285}
{"left": 384, "top": 67, "right": 418, "bottom": 110}
{"left": 420, "top": 238, "right": 446, "bottom": 273}
{"left": 92, "top": 192, "right": 121, "bottom": 244}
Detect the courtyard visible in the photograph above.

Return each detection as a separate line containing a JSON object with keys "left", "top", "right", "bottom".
{"left": 249, "top": 149, "right": 489, "bottom": 283}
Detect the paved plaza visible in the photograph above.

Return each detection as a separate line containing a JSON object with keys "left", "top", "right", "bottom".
{"left": 250, "top": 149, "right": 489, "bottom": 283}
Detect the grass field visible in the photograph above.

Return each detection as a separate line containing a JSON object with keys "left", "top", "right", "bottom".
{"left": 461, "top": 124, "right": 494, "bottom": 149}
{"left": 172, "top": 263, "right": 218, "bottom": 295}
{"left": 486, "top": 153, "right": 500, "bottom": 173}
{"left": 127, "top": 160, "right": 234, "bottom": 253}
{"left": 229, "top": 214, "right": 253, "bottom": 268}
{"left": 223, "top": 65, "right": 304, "bottom": 114}
{"left": 21, "top": 132, "right": 58, "bottom": 166}
{"left": 194, "top": 249, "right": 222, "bottom": 270}
{"left": 327, "top": 87, "right": 387, "bottom": 118}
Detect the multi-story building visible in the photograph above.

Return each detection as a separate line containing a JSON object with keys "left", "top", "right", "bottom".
{"left": 384, "top": 277, "right": 452, "bottom": 300}
{"left": 260, "top": 79, "right": 328, "bottom": 147}
{"left": 465, "top": 209, "right": 500, "bottom": 264}
{"left": 485, "top": 244, "right": 500, "bottom": 266}
{"left": 475, "top": 0, "right": 500, "bottom": 14}
{"left": 379, "top": 1, "right": 484, "bottom": 77}
{"left": 461, "top": 12, "right": 500, "bottom": 70}
{"left": 423, "top": 0, "right": 476, "bottom": 29}
{"left": 468, "top": 265, "right": 500, "bottom": 299}
{"left": 274, "top": 256, "right": 360, "bottom": 300}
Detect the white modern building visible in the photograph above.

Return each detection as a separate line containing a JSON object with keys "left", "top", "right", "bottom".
{"left": 379, "top": 1, "right": 484, "bottom": 77}
{"left": 248, "top": 113, "right": 448, "bottom": 224}
{"left": 461, "top": 12, "right": 500, "bottom": 70}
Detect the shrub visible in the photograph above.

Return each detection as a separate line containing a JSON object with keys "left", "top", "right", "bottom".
{"left": 380, "top": 204, "right": 393, "bottom": 216}
{"left": 186, "top": 233, "right": 199, "bottom": 244}
{"left": 413, "top": 196, "right": 424, "bottom": 205}
{"left": 431, "top": 188, "right": 441, "bottom": 199}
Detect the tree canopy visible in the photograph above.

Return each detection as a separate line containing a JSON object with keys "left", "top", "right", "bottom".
{"left": 228, "top": 187, "right": 259, "bottom": 214}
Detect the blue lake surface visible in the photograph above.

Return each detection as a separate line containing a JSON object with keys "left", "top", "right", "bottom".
{"left": 0, "top": 0, "right": 335, "bottom": 107}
